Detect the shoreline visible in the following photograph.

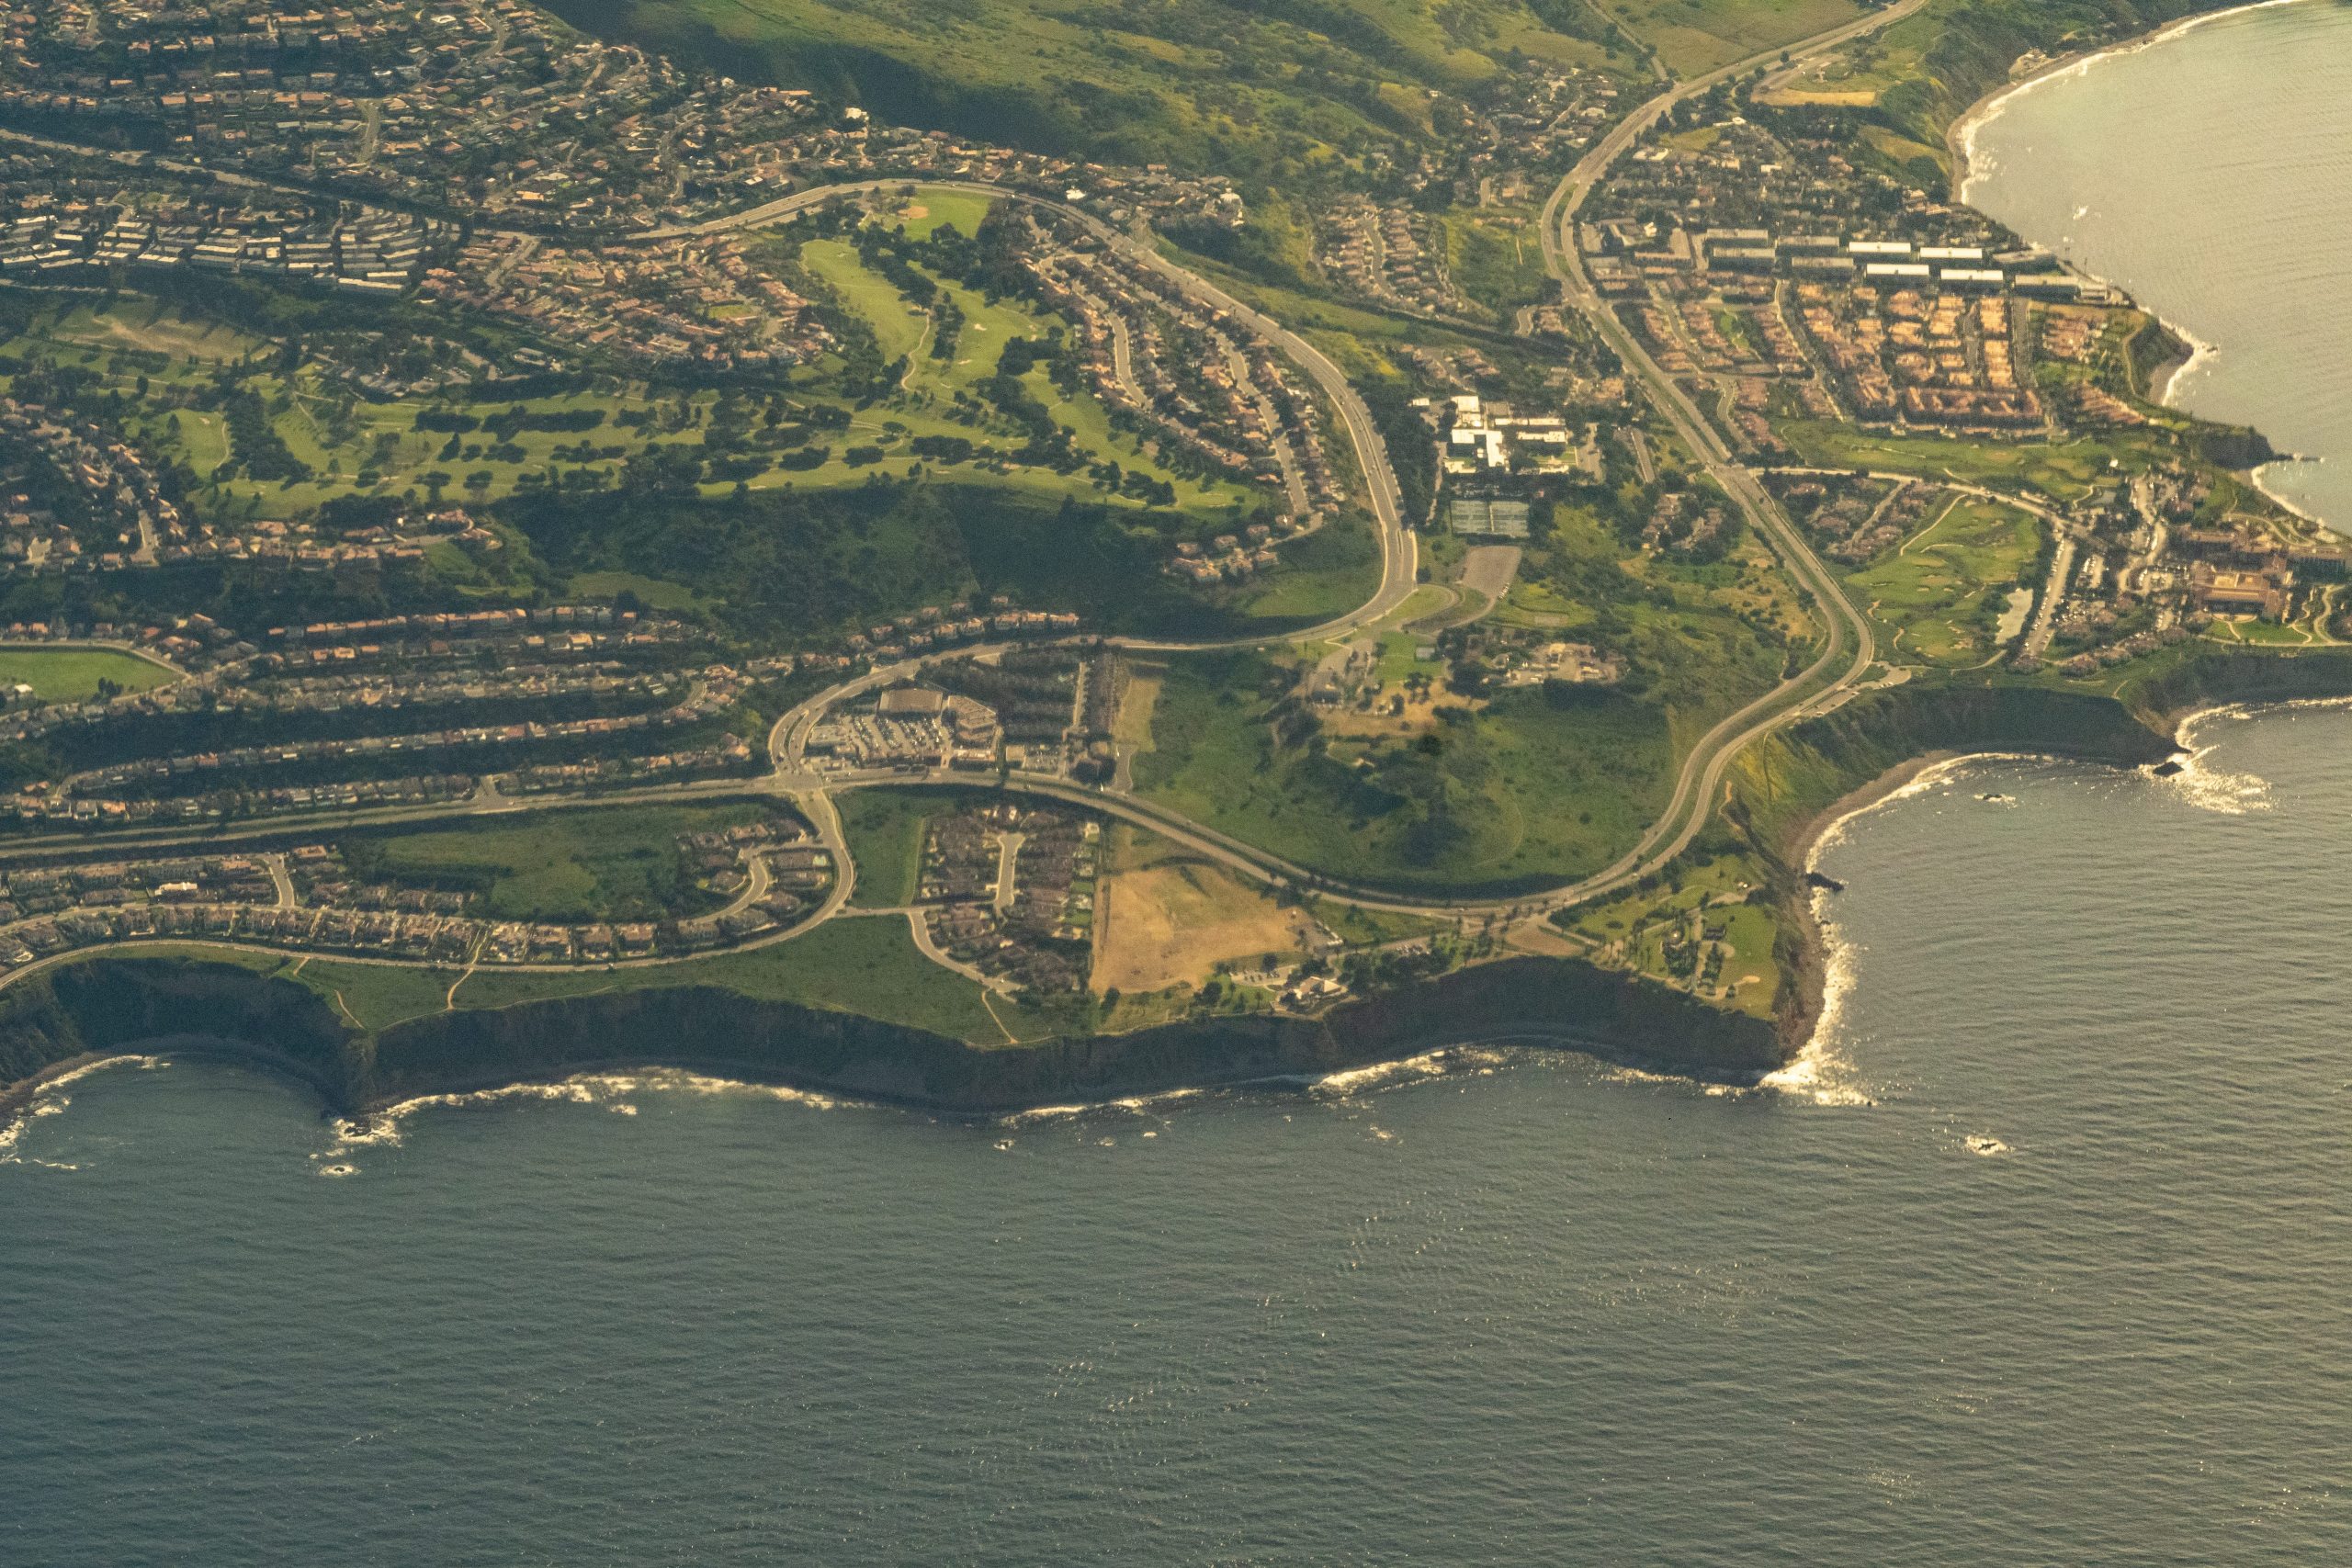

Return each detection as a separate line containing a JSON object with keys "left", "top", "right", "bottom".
{"left": 1949, "top": 0, "right": 2331, "bottom": 531}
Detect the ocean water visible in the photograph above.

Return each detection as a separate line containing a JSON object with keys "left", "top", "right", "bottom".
{"left": 6, "top": 701, "right": 2351, "bottom": 1563}
{"left": 1962, "top": 0, "right": 2352, "bottom": 531}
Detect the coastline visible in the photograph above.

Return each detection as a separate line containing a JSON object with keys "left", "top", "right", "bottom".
{"left": 0, "top": 950, "right": 1788, "bottom": 1134}
{"left": 1949, "top": 0, "right": 2329, "bottom": 530}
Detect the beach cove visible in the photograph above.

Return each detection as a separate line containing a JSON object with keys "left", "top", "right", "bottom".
{"left": 1960, "top": 0, "right": 2352, "bottom": 530}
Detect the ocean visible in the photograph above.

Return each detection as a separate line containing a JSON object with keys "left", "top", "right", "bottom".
{"left": 6, "top": 705, "right": 2350, "bottom": 1562}
{"left": 1962, "top": 0, "right": 2352, "bottom": 532}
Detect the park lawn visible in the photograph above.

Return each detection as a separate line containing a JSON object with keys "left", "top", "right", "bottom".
{"left": 0, "top": 647, "right": 176, "bottom": 703}
{"left": 341, "top": 801, "right": 779, "bottom": 923}
{"left": 887, "top": 186, "right": 996, "bottom": 240}
{"left": 1710, "top": 903, "right": 1782, "bottom": 1018}
{"left": 1846, "top": 496, "right": 2041, "bottom": 666}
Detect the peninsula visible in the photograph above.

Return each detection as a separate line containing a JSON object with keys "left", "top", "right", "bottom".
{"left": 0, "top": 0, "right": 2340, "bottom": 1114}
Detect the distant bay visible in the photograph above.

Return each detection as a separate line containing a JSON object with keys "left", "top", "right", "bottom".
{"left": 1962, "top": 0, "right": 2352, "bottom": 531}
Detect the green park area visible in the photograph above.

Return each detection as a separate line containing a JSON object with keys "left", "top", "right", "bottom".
{"left": 0, "top": 647, "right": 176, "bottom": 704}
{"left": 1844, "top": 496, "right": 2042, "bottom": 667}
{"left": 792, "top": 231, "right": 1250, "bottom": 512}
{"left": 338, "top": 801, "right": 782, "bottom": 924}
{"left": 1130, "top": 649, "right": 1675, "bottom": 895}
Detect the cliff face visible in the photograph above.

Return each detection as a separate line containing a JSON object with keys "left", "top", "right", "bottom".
{"left": 0, "top": 951, "right": 1783, "bottom": 1118}
{"left": 1733, "top": 680, "right": 2179, "bottom": 862}
{"left": 0, "top": 958, "right": 357, "bottom": 1114}
{"left": 367, "top": 955, "right": 1783, "bottom": 1110}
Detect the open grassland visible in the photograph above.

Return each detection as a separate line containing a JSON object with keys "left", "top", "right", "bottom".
{"left": 544, "top": 0, "right": 1607, "bottom": 178}
{"left": 0, "top": 647, "right": 176, "bottom": 703}
{"left": 341, "top": 801, "right": 779, "bottom": 923}
{"left": 1091, "top": 824, "right": 1322, "bottom": 993}
{"left": 1846, "top": 496, "right": 2041, "bottom": 667}
{"left": 1132, "top": 650, "right": 1674, "bottom": 895}
{"left": 1598, "top": 0, "right": 1868, "bottom": 74}
{"left": 78, "top": 916, "right": 1027, "bottom": 1043}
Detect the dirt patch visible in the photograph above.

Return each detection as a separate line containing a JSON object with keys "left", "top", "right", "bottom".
{"left": 1457, "top": 544, "right": 1521, "bottom": 604}
{"left": 1091, "top": 846, "right": 1319, "bottom": 994}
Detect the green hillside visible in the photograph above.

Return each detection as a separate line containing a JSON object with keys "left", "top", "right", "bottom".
{"left": 545, "top": 0, "right": 1626, "bottom": 179}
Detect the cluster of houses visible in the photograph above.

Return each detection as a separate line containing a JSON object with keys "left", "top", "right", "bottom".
{"left": 842, "top": 600, "right": 1080, "bottom": 663}
{"left": 428, "top": 231, "right": 832, "bottom": 373}
{"left": 1765, "top": 473, "right": 1943, "bottom": 565}
{"left": 59, "top": 669, "right": 746, "bottom": 802}
{"left": 919, "top": 803, "right": 1098, "bottom": 994}
{"left": 1792, "top": 282, "right": 2043, "bottom": 433}
{"left": 1170, "top": 524, "right": 1282, "bottom": 583}
{"left": 0, "top": 198, "right": 442, "bottom": 300}
{"left": 0, "top": 396, "right": 182, "bottom": 566}
{"left": 1024, "top": 224, "right": 1338, "bottom": 510}
{"left": 0, "top": 817, "right": 832, "bottom": 972}
{"left": 1317, "top": 201, "right": 1459, "bottom": 318}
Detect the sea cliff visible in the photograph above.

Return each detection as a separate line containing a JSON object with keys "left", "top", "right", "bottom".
{"left": 0, "top": 949, "right": 1781, "bottom": 1121}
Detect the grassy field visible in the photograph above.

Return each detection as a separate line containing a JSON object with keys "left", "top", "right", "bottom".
{"left": 884, "top": 187, "right": 997, "bottom": 241}
{"left": 447, "top": 915, "right": 1019, "bottom": 1040}
{"left": 341, "top": 801, "right": 781, "bottom": 923}
{"left": 1772, "top": 418, "right": 2143, "bottom": 502}
{"left": 1091, "top": 824, "right": 1320, "bottom": 993}
{"left": 75, "top": 917, "right": 1023, "bottom": 1044}
{"left": 0, "top": 647, "right": 177, "bottom": 703}
{"left": 1132, "top": 650, "right": 1675, "bottom": 895}
{"left": 1598, "top": 0, "right": 1868, "bottom": 73}
{"left": 834, "top": 786, "right": 1002, "bottom": 909}
{"left": 1845, "top": 496, "right": 2041, "bottom": 667}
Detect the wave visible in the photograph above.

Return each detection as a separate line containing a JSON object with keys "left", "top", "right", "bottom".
{"left": 0, "top": 1055, "right": 171, "bottom": 1167}
{"left": 320, "top": 1067, "right": 864, "bottom": 1159}
{"left": 2159, "top": 704, "right": 2287, "bottom": 814}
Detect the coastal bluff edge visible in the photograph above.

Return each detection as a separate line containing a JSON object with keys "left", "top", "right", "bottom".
{"left": 0, "top": 953, "right": 1780, "bottom": 1122}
